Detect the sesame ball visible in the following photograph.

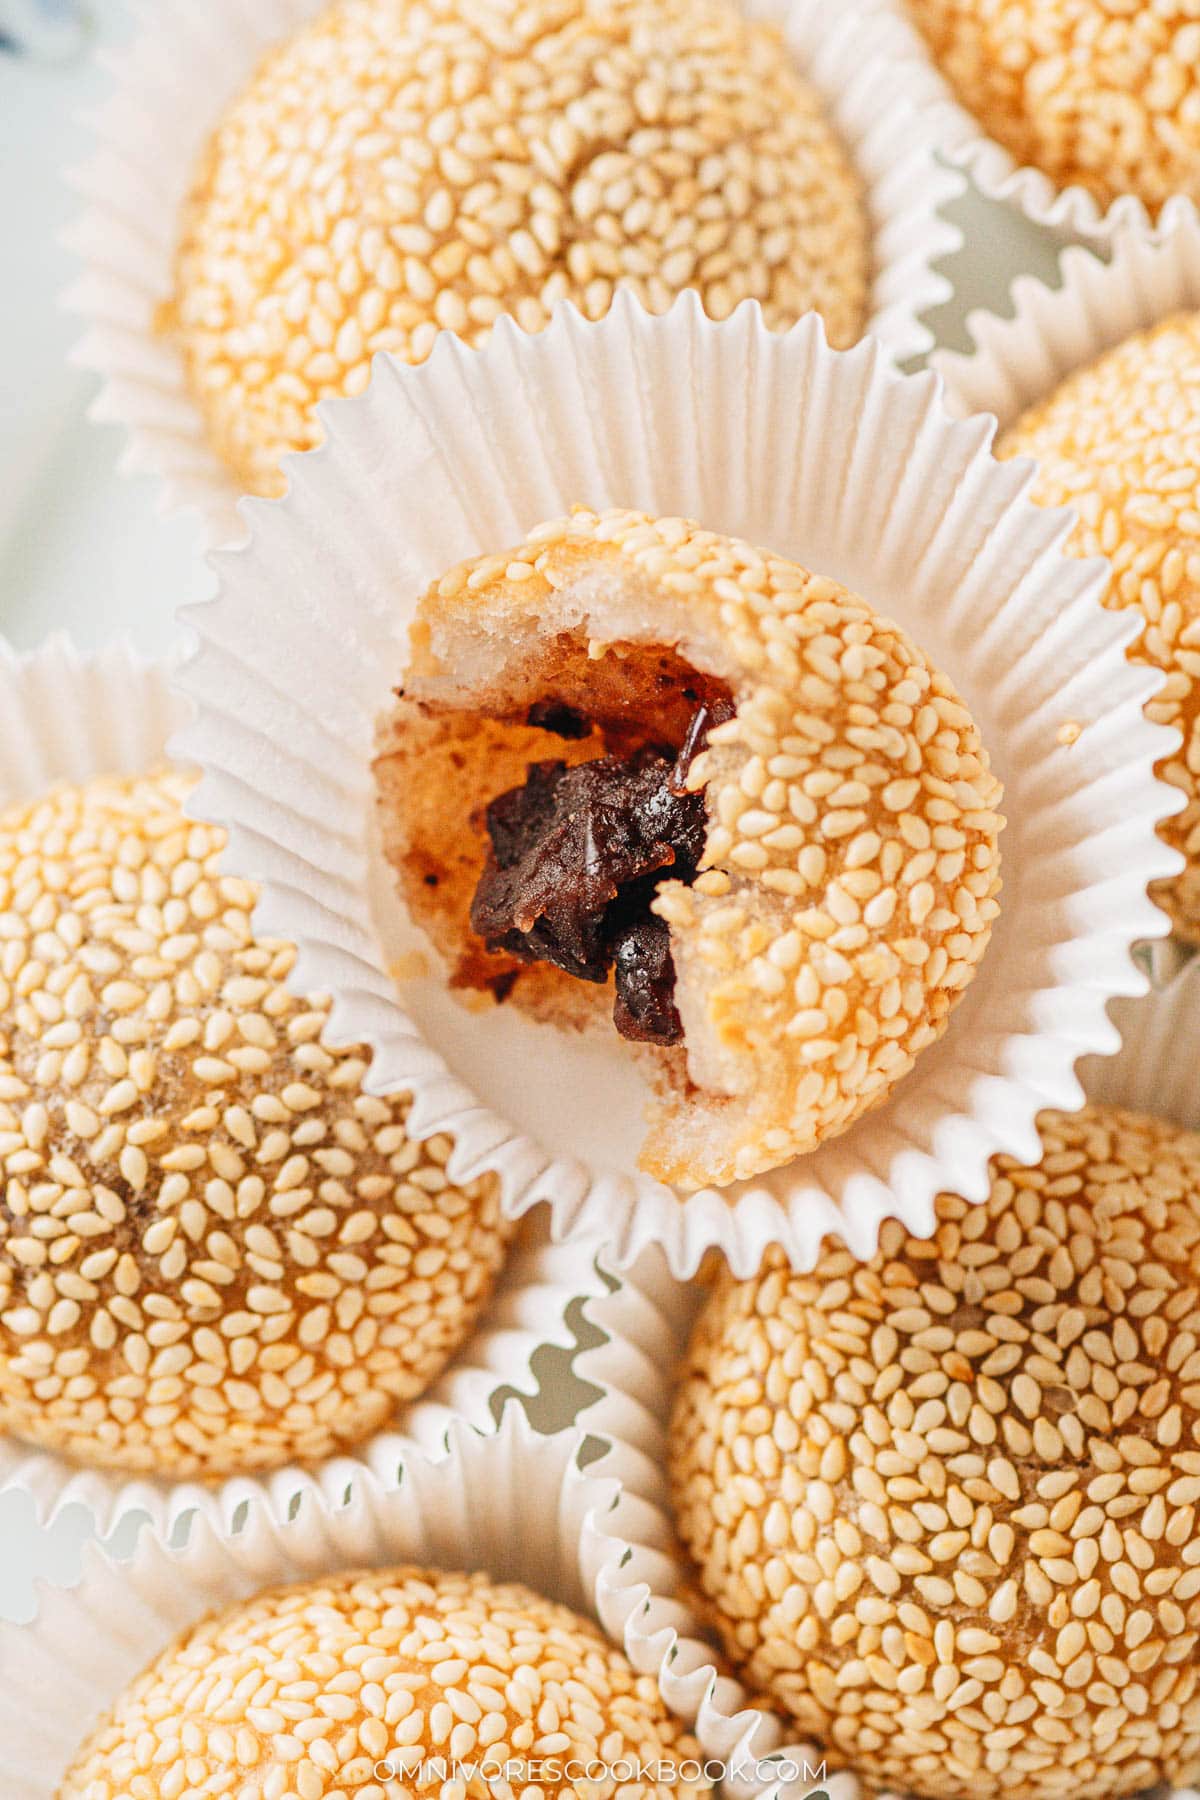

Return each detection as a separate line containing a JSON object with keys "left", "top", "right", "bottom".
{"left": 60, "top": 1565, "right": 710, "bottom": 1799}
{"left": 906, "top": 0, "right": 1200, "bottom": 217}
{"left": 378, "top": 507, "right": 1004, "bottom": 1189}
{"left": 169, "top": 0, "right": 869, "bottom": 497}
{"left": 0, "top": 768, "right": 512, "bottom": 1480}
{"left": 997, "top": 313, "right": 1200, "bottom": 942}
{"left": 669, "top": 1104, "right": 1200, "bottom": 1799}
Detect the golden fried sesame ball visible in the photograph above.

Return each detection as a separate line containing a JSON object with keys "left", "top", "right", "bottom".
{"left": 669, "top": 1104, "right": 1200, "bottom": 1800}
{"left": 906, "top": 0, "right": 1200, "bottom": 217}
{"left": 60, "top": 1565, "right": 710, "bottom": 1800}
{"left": 0, "top": 768, "right": 513, "bottom": 1481}
{"left": 169, "top": 0, "right": 869, "bottom": 497}
{"left": 997, "top": 314, "right": 1200, "bottom": 942}
{"left": 377, "top": 507, "right": 1003, "bottom": 1190}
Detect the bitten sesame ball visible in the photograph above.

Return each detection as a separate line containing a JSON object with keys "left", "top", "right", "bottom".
{"left": 906, "top": 0, "right": 1200, "bottom": 217}
{"left": 669, "top": 1104, "right": 1200, "bottom": 1800}
{"left": 0, "top": 768, "right": 513, "bottom": 1480}
{"left": 60, "top": 1565, "right": 711, "bottom": 1800}
{"left": 998, "top": 313, "right": 1200, "bottom": 942}
{"left": 168, "top": 0, "right": 870, "bottom": 498}
{"left": 376, "top": 507, "right": 1003, "bottom": 1190}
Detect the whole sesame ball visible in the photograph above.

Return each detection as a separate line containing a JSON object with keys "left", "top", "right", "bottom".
{"left": 997, "top": 313, "right": 1200, "bottom": 942}
{"left": 669, "top": 1105, "right": 1200, "bottom": 1799}
{"left": 169, "top": 0, "right": 869, "bottom": 498}
{"left": 906, "top": 0, "right": 1200, "bottom": 217}
{"left": 60, "top": 1565, "right": 711, "bottom": 1799}
{"left": 0, "top": 768, "right": 513, "bottom": 1480}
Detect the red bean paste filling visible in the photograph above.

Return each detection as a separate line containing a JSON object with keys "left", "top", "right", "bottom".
{"left": 470, "top": 697, "right": 733, "bottom": 1045}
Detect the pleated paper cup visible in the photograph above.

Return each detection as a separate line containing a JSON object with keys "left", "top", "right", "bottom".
{"left": 0, "top": 639, "right": 609, "bottom": 1535}
{"left": 934, "top": 215, "right": 1200, "bottom": 988}
{"left": 934, "top": 221, "right": 1200, "bottom": 429}
{"left": 63, "top": 0, "right": 963, "bottom": 549}
{"left": 1080, "top": 958, "right": 1200, "bottom": 1131}
{"left": 576, "top": 1264, "right": 806, "bottom": 1800}
{"left": 852, "top": 0, "right": 1200, "bottom": 252}
{"left": 173, "top": 295, "right": 1177, "bottom": 1280}
{"left": 2, "top": 1405, "right": 802, "bottom": 1800}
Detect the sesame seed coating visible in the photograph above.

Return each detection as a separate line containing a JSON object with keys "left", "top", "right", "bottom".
{"left": 59, "top": 1565, "right": 709, "bottom": 1800}
{"left": 906, "top": 0, "right": 1200, "bottom": 217}
{"left": 387, "top": 507, "right": 1003, "bottom": 1189}
{"left": 169, "top": 0, "right": 869, "bottom": 498}
{"left": 0, "top": 769, "right": 512, "bottom": 1480}
{"left": 669, "top": 1104, "right": 1200, "bottom": 1799}
{"left": 998, "top": 313, "right": 1200, "bottom": 943}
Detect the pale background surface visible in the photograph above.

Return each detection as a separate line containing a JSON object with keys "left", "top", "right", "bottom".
{"left": 0, "top": 3, "right": 1071, "bottom": 1619}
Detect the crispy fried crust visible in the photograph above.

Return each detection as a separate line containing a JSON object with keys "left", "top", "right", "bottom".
{"left": 168, "top": 0, "right": 869, "bottom": 496}
{"left": 0, "top": 769, "right": 512, "bottom": 1479}
{"left": 60, "top": 1566, "right": 711, "bottom": 1799}
{"left": 670, "top": 1104, "right": 1200, "bottom": 1798}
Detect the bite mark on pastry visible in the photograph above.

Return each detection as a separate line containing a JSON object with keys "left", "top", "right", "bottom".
{"left": 374, "top": 507, "right": 1004, "bottom": 1189}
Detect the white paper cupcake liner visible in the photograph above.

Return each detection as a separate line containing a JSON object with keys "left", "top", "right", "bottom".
{"left": 0, "top": 1406, "right": 769, "bottom": 1799}
{"left": 0, "top": 638, "right": 609, "bottom": 1535}
{"left": 63, "top": 0, "right": 963, "bottom": 549}
{"left": 933, "top": 222, "right": 1200, "bottom": 428}
{"left": 851, "top": 0, "right": 1200, "bottom": 252}
{"left": 576, "top": 1249, "right": 1199, "bottom": 1800}
{"left": 933, "top": 214, "right": 1200, "bottom": 989}
{"left": 172, "top": 294, "right": 1178, "bottom": 1280}
{"left": 1079, "top": 958, "right": 1200, "bottom": 1132}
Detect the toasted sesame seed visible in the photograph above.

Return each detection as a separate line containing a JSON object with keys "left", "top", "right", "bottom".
{"left": 999, "top": 313, "right": 1200, "bottom": 942}
{"left": 168, "top": 0, "right": 868, "bottom": 499}
{"left": 669, "top": 1103, "right": 1200, "bottom": 1798}
{"left": 60, "top": 1567, "right": 711, "bottom": 1799}
{"left": 908, "top": 0, "right": 1200, "bottom": 217}
{"left": 0, "top": 769, "right": 512, "bottom": 1479}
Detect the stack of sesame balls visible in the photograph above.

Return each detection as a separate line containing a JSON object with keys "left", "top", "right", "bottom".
{"left": 21, "top": 0, "right": 1200, "bottom": 1797}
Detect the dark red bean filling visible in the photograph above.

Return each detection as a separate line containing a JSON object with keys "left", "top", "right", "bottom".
{"left": 524, "top": 699, "right": 592, "bottom": 738}
{"left": 611, "top": 913, "right": 683, "bottom": 1043}
{"left": 470, "top": 733, "right": 716, "bottom": 1044}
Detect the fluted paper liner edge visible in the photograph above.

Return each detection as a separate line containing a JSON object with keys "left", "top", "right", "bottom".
{"left": 172, "top": 296, "right": 1179, "bottom": 1280}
